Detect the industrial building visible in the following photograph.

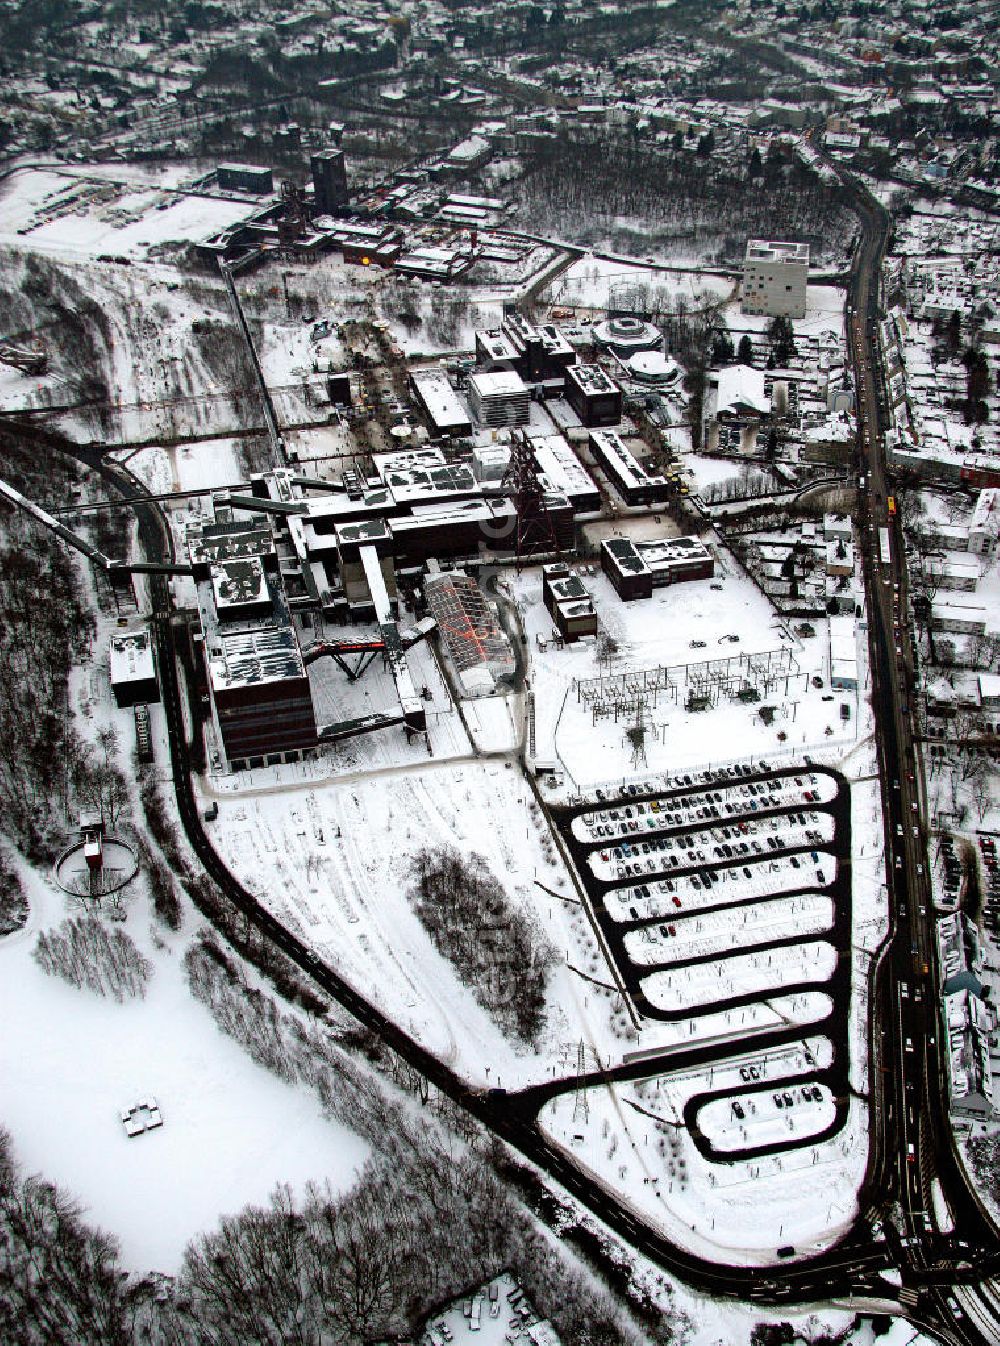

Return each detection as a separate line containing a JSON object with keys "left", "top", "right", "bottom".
{"left": 828, "top": 615, "right": 858, "bottom": 691}
{"left": 542, "top": 563, "right": 597, "bottom": 642}
{"left": 741, "top": 239, "right": 809, "bottom": 319}
{"left": 408, "top": 366, "right": 473, "bottom": 436}
{"left": 217, "top": 163, "right": 274, "bottom": 195}
{"left": 565, "top": 364, "right": 623, "bottom": 428}
{"left": 311, "top": 149, "right": 349, "bottom": 216}
{"left": 467, "top": 370, "right": 532, "bottom": 428}
{"left": 189, "top": 518, "right": 318, "bottom": 771}
{"left": 109, "top": 628, "right": 159, "bottom": 708}
{"left": 424, "top": 566, "right": 514, "bottom": 696}
{"left": 589, "top": 429, "right": 671, "bottom": 506}
{"left": 483, "top": 311, "right": 577, "bottom": 382}
{"left": 527, "top": 432, "right": 601, "bottom": 513}
{"left": 601, "top": 535, "right": 715, "bottom": 601}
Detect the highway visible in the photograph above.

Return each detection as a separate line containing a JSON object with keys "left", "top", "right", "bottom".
{"left": 840, "top": 168, "right": 1000, "bottom": 1344}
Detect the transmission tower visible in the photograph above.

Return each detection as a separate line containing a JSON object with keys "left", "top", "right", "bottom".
{"left": 571, "top": 1040, "right": 590, "bottom": 1126}
{"left": 627, "top": 695, "right": 648, "bottom": 771}
{"left": 500, "top": 431, "right": 560, "bottom": 570}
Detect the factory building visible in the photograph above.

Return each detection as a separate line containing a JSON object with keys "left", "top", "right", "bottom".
{"left": 467, "top": 370, "right": 532, "bottom": 428}
{"left": 217, "top": 163, "right": 274, "bottom": 195}
{"left": 424, "top": 566, "right": 515, "bottom": 696}
{"left": 109, "top": 628, "right": 159, "bottom": 708}
{"left": 311, "top": 149, "right": 349, "bottom": 215}
{"left": 494, "top": 311, "right": 577, "bottom": 382}
{"left": 589, "top": 429, "right": 671, "bottom": 506}
{"left": 408, "top": 366, "right": 472, "bottom": 437}
{"left": 829, "top": 615, "right": 858, "bottom": 691}
{"left": 527, "top": 432, "right": 601, "bottom": 513}
{"left": 542, "top": 562, "right": 597, "bottom": 642}
{"left": 188, "top": 517, "right": 317, "bottom": 772}
{"left": 565, "top": 364, "right": 623, "bottom": 428}
{"left": 601, "top": 535, "right": 715, "bottom": 601}
{"left": 741, "top": 239, "right": 809, "bottom": 319}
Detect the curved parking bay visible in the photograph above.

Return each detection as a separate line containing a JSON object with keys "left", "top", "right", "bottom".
{"left": 605, "top": 853, "right": 837, "bottom": 925}
{"left": 594, "top": 839, "right": 834, "bottom": 915}
{"left": 569, "top": 768, "right": 840, "bottom": 845}
{"left": 691, "top": 1082, "right": 838, "bottom": 1158}
{"left": 623, "top": 892, "right": 835, "bottom": 967}
{"left": 588, "top": 813, "right": 836, "bottom": 885}
{"left": 640, "top": 941, "right": 839, "bottom": 1015}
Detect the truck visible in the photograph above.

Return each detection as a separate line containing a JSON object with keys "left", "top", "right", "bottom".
{"left": 879, "top": 526, "right": 892, "bottom": 567}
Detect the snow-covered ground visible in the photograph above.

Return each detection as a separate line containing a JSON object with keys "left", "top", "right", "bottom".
{"left": 0, "top": 167, "right": 259, "bottom": 262}
{"left": 0, "top": 857, "right": 368, "bottom": 1275}
{"left": 548, "top": 253, "right": 734, "bottom": 311}
{"left": 198, "top": 758, "right": 602, "bottom": 1091}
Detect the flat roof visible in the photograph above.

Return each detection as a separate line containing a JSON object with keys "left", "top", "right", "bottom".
{"left": 209, "top": 624, "right": 305, "bottom": 692}
{"left": 745, "top": 239, "right": 810, "bottom": 264}
{"left": 469, "top": 370, "right": 528, "bottom": 397}
{"left": 528, "top": 432, "right": 597, "bottom": 501}
{"left": 602, "top": 534, "right": 711, "bottom": 576}
{"left": 590, "top": 429, "right": 667, "bottom": 492}
{"left": 109, "top": 628, "right": 155, "bottom": 685}
{"left": 212, "top": 556, "right": 268, "bottom": 611}
{"left": 568, "top": 364, "right": 619, "bottom": 396}
{"left": 410, "top": 366, "right": 472, "bottom": 430}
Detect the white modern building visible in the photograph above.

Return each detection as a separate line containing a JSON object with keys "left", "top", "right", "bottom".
{"left": 741, "top": 240, "right": 809, "bottom": 319}
{"left": 467, "top": 370, "right": 531, "bottom": 428}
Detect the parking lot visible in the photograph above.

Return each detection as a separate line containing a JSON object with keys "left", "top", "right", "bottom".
{"left": 550, "top": 761, "right": 853, "bottom": 1162}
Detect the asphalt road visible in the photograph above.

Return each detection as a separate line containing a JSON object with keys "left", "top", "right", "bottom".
{"left": 838, "top": 166, "right": 1000, "bottom": 1344}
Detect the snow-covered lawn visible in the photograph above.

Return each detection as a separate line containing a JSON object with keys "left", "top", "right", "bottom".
{"left": 0, "top": 860, "right": 368, "bottom": 1275}
{"left": 641, "top": 940, "right": 838, "bottom": 1013}
{"left": 199, "top": 759, "right": 604, "bottom": 1089}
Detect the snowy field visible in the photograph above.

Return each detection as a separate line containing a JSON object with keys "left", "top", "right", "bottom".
{"left": 0, "top": 167, "right": 258, "bottom": 261}
{"left": 540, "top": 1079, "right": 868, "bottom": 1265}
{"left": 198, "top": 759, "right": 603, "bottom": 1090}
{"left": 548, "top": 253, "right": 734, "bottom": 311}
{"left": 0, "top": 857, "right": 368, "bottom": 1275}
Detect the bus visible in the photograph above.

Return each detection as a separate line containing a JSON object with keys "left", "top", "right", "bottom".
{"left": 887, "top": 496, "right": 897, "bottom": 516}
{"left": 879, "top": 527, "right": 892, "bottom": 566}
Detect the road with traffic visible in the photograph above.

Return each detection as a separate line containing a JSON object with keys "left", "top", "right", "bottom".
{"left": 840, "top": 168, "right": 1000, "bottom": 1345}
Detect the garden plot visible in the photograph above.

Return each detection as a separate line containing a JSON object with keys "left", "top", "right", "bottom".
{"left": 641, "top": 941, "right": 838, "bottom": 1014}
{"left": 623, "top": 891, "right": 835, "bottom": 966}
{"left": 604, "top": 853, "right": 836, "bottom": 923}
{"left": 696, "top": 1084, "right": 836, "bottom": 1153}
